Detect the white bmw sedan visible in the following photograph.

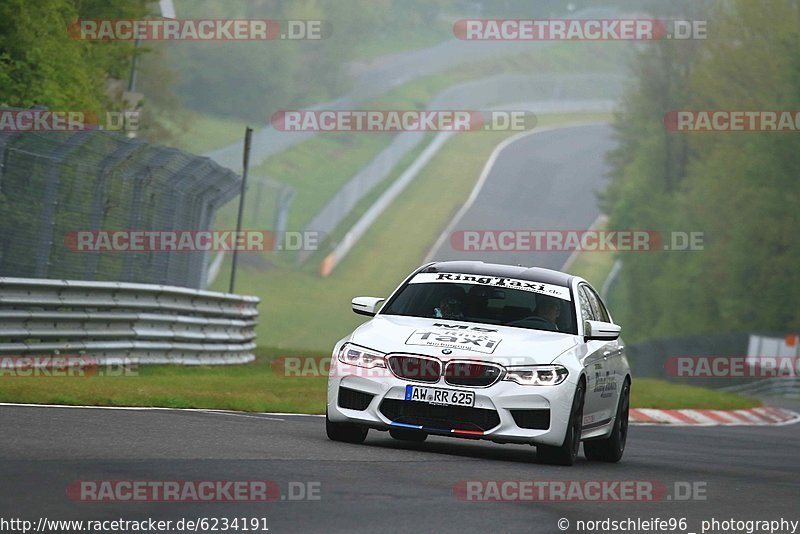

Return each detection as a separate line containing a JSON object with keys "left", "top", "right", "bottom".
{"left": 326, "top": 261, "right": 631, "bottom": 465}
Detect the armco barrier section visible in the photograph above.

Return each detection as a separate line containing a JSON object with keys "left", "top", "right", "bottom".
{"left": 0, "top": 277, "right": 258, "bottom": 365}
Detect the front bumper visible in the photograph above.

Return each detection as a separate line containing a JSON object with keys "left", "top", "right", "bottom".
{"left": 326, "top": 358, "right": 578, "bottom": 447}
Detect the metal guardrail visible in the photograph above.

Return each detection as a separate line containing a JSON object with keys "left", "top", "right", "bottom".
{"left": 721, "top": 379, "right": 800, "bottom": 397}
{"left": 0, "top": 277, "right": 258, "bottom": 365}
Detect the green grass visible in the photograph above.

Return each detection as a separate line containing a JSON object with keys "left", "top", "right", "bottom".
{"left": 170, "top": 112, "right": 254, "bottom": 154}
{"left": 565, "top": 217, "right": 617, "bottom": 288}
{"left": 0, "top": 355, "right": 759, "bottom": 413}
{"left": 298, "top": 132, "right": 437, "bottom": 270}
{"left": 567, "top": 248, "right": 616, "bottom": 289}
{"left": 0, "top": 348, "right": 326, "bottom": 414}
{"left": 631, "top": 378, "right": 761, "bottom": 410}
{"left": 349, "top": 24, "right": 451, "bottom": 62}
{"left": 250, "top": 132, "right": 395, "bottom": 233}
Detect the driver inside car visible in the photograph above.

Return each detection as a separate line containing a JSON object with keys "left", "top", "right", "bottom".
{"left": 530, "top": 295, "right": 561, "bottom": 331}
{"left": 434, "top": 295, "right": 465, "bottom": 320}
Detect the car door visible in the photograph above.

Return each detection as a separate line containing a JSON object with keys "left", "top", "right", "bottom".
{"left": 578, "top": 285, "right": 615, "bottom": 427}
{"left": 584, "top": 286, "right": 626, "bottom": 411}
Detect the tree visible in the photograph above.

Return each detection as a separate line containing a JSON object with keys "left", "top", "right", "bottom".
{"left": 602, "top": 0, "right": 800, "bottom": 341}
{"left": 0, "top": 0, "right": 149, "bottom": 113}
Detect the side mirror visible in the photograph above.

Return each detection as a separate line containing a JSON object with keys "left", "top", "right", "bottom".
{"left": 584, "top": 320, "right": 621, "bottom": 341}
{"left": 352, "top": 296, "right": 385, "bottom": 317}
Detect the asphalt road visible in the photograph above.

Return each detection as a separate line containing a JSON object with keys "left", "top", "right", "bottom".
{"left": 1, "top": 404, "right": 798, "bottom": 534}
{"left": 429, "top": 123, "right": 615, "bottom": 269}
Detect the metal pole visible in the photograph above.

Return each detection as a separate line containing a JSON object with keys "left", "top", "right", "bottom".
{"left": 128, "top": 38, "right": 140, "bottom": 92}
{"left": 229, "top": 127, "right": 253, "bottom": 294}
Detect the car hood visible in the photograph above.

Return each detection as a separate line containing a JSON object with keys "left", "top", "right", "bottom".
{"left": 347, "top": 314, "right": 578, "bottom": 366}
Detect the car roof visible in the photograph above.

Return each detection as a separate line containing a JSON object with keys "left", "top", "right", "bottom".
{"left": 419, "top": 261, "right": 575, "bottom": 287}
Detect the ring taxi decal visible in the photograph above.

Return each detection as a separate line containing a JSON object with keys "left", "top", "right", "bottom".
{"left": 405, "top": 327, "right": 502, "bottom": 354}
{"left": 408, "top": 272, "right": 572, "bottom": 300}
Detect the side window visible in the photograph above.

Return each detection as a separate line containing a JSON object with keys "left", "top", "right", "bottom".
{"left": 578, "top": 286, "right": 596, "bottom": 323}
{"left": 584, "top": 286, "right": 610, "bottom": 323}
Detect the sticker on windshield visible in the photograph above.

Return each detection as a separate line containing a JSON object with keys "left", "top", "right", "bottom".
{"left": 405, "top": 328, "right": 502, "bottom": 354}
{"left": 409, "top": 272, "right": 571, "bottom": 301}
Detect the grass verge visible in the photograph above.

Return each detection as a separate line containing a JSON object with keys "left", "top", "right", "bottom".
{"left": 565, "top": 217, "right": 617, "bottom": 288}
{"left": 0, "top": 354, "right": 760, "bottom": 413}
{"left": 171, "top": 112, "right": 253, "bottom": 154}
{"left": 631, "top": 378, "right": 761, "bottom": 410}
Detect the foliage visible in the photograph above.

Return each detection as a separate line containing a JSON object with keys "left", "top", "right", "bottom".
{"left": 604, "top": 0, "right": 800, "bottom": 341}
{"left": 0, "top": 0, "right": 149, "bottom": 113}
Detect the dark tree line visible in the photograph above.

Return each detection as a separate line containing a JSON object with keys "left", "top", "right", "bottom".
{"left": 602, "top": 0, "right": 800, "bottom": 341}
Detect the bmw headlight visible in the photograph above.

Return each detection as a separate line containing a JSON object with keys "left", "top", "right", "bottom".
{"left": 503, "top": 365, "right": 569, "bottom": 386}
{"left": 338, "top": 343, "right": 386, "bottom": 369}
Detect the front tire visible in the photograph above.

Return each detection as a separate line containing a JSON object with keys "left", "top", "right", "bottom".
{"left": 537, "top": 380, "right": 585, "bottom": 466}
{"left": 326, "top": 410, "right": 368, "bottom": 444}
{"left": 584, "top": 378, "right": 630, "bottom": 463}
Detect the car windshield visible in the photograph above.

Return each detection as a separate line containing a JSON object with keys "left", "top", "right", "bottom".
{"left": 381, "top": 272, "right": 577, "bottom": 334}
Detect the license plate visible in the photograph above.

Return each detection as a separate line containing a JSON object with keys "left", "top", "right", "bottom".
{"left": 405, "top": 385, "right": 475, "bottom": 407}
